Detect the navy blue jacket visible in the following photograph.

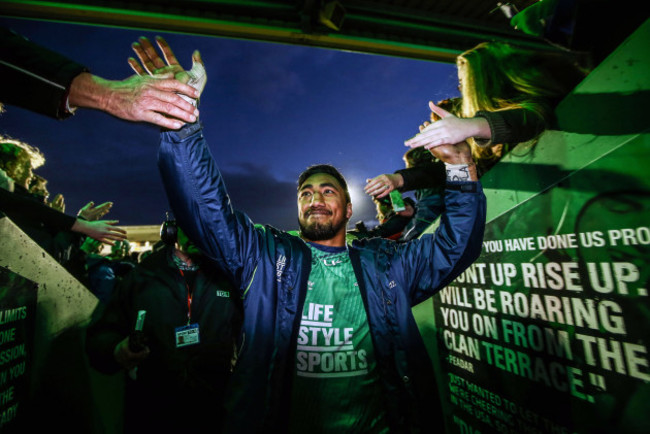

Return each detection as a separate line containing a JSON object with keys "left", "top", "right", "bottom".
{"left": 157, "top": 122, "right": 486, "bottom": 433}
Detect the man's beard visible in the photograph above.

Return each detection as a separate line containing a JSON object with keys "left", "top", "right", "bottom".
{"left": 299, "top": 218, "right": 346, "bottom": 241}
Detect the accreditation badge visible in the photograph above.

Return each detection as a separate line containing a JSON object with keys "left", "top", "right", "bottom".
{"left": 175, "top": 323, "right": 200, "bottom": 348}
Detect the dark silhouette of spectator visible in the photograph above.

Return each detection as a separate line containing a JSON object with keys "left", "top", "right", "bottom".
{"left": 351, "top": 196, "right": 416, "bottom": 241}
{"left": 79, "top": 237, "right": 115, "bottom": 301}
{"left": 107, "top": 239, "right": 137, "bottom": 275}
{"left": 86, "top": 223, "right": 243, "bottom": 433}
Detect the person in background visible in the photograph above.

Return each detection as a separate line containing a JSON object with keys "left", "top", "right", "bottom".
{"left": 85, "top": 222, "right": 242, "bottom": 433}
{"left": 80, "top": 237, "right": 135, "bottom": 303}
{"left": 108, "top": 239, "right": 133, "bottom": 262}
{"left": 28, "top": 173, "right": 51, "bottom": 202}
{"left": 351, "top": 195, "right": 416, "bottom": 241}
{"left": 80, "top": 237, "right": 114, "bottom": 301}
{"left": 107, "top": 238, "right": 136, "bottom": 276}
{"left": 0, "top": 135, "right": 43, "bottom": 191}
{"left": 405, "top": 41, "right": 587, "bottom": 176}
{"left": 365, "top": 99, "right": 461, "bottom": 241}
{"left": 0, "top": 137, "right": 126, "bottom": 254}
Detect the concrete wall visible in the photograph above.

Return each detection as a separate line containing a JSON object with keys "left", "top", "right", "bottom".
{"left": 0, "top": 217, "right": 122, "bottom": 433}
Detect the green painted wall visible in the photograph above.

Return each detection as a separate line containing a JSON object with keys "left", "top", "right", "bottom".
{"left": 414, "top": 19, "right": 650, "bottom": 434}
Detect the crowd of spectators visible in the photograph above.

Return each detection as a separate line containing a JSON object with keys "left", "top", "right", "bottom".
{"left": 0, "top": 135, "right": 138, "bottom": 300}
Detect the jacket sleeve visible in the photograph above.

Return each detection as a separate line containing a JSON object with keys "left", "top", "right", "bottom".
{"left": 395, "top": 162, "right": 446, "bottom": 192}
{"left": 157, "top": 122, "right": 262, "bottom": 289}
{"left": 395, "top": 181, "right": 486, "bottom": 305}
{"left": 0, "top": 188, "right": 77, "bottom": 231}
{"left": 474, "top": 107, "right": 548, "bottom": 146}
{"left": 0, "top": 26, "right": 88, "bottom": 119}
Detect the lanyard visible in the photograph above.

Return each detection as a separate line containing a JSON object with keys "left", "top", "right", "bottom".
{"left": 178, "top": 269, "right": 194, "bottom": 326}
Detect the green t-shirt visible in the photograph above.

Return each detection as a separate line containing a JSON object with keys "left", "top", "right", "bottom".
{"left": 289, "top": 243, "right": 388, "bottom": 433}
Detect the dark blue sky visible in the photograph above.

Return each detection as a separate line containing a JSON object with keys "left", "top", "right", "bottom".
{"left": 0, "top": 16, "right": 459, "bottom": 230}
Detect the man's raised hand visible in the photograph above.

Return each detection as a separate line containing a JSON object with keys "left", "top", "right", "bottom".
{"left": 129, "top": 36, "right": 207, "bottom": 107}
{"left": 129, "top": 36, "right": 185, "bottom": 79}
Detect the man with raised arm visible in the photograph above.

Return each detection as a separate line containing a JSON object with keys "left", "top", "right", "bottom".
{"left": 136, "top": 37, "right": 486, "bottom": 433}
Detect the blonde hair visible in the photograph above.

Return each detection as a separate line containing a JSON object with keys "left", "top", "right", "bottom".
{"left": 457, "top": 42, "right": 586, "bottom": 160}
{"left": 0, "top": 136, "right": 45, "bottom": 169}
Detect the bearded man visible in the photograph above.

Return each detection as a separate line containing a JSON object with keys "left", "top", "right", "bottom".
{"left": 133, "top": 36, "right": 486, "bottom": 433}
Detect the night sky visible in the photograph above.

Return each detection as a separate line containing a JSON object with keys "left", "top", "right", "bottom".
{"left": 0, "top": 16, "right": 459, "bottom": 231}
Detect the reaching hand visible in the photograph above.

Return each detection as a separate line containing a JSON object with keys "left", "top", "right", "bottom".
{"left": 113, "top": 337, "right": 150, "bottom": 370}
{"left": 77, "top": 201, "right": 113, "bottom": 221}
{"left": 71, "top": 219, "right": 127, "bottom": 244}
{"left": 404, "top": 101, "right": 489, "bottom": 150}
{"left": 418, "top": 110, "right": 436, "bottom": 132}
{"left": 68, "top": 70, "right": 199, "bottom": 130}
{"left": 129, "top": 36, "right": 185, "bottom": 77}
{"left": 364, "top": 173, "right": 404, "bottom": 199}
{"left": 129, "top": 36, "right": 207, "bottom": 107}
{"left": 49, "top": 193, "right": 65, "bottom": 213}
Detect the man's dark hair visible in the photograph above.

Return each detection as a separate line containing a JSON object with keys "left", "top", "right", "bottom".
{"left": 297, "top": 164, "right": 351, "bottom": 203}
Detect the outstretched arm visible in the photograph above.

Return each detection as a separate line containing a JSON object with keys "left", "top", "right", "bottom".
{"left": 397, "top": 112, "right": 485, "bottom": 303}
{"left": 364, "top": 173, "right": 404, "bottom": 199}
{"left": 404, "top": 102, "right": 490, "bottom": 150}
{"left": 158, "top": 123, "right": 262, "bottom": 288}
{"left": 403, "top": 102, "right": 479, "bottom": 181}
{"left": 398, "top": 174, "right": 485, "bottom": 304}
{"left": 146, "top": 38, "right": 259, "bottom": 287}
{"left": 77, "top": 201, "right": 113, "bottom": 221}
{"left": 71, "top": 219, "right": 126, "bottom": 245}
{"left": 0, "top": 27, "right": 199, "bottom": 127}
{"left": 67, "top": 72, "right": 199, "bottom": 129}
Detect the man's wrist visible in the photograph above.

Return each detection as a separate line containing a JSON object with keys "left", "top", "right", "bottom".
{"left": 445, "top": 162, "right": 478, "bottom": 182}
{"left": 162, "top": 120, "right": 202, "bottom": 139}
{"left": 390, "top": 173, "right": 404, "bottom": 189}
{"left": 68, "top": 73, "right": 108, "bottom": 111}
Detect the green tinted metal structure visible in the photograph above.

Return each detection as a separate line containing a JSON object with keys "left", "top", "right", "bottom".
{"left": 0, "top": 0, "right": 558, "bottom": 63}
